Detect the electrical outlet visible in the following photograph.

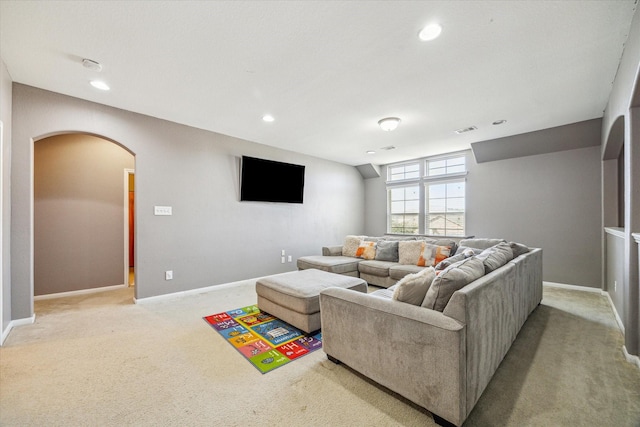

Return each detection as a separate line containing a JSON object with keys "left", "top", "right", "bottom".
{"left": 281, "top": 249, "right": 286, "bottom": 256}
{"left": 288, "top": 255, "right": 292, "bottom": 262}
{"left": 281, "top": 256, "right": 285, "bottom": 264}
{"left": 165, "top": 270, "right": 173, "bottom": 280}
{"left": 614, "top": 280, "right": 617, "bottom": 292}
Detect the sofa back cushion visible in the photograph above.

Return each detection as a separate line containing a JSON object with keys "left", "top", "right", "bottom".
{"left": 476, "top": 242, "right": 514, "bottom": 274}
{"left": 392, "top": 267, "right": 436, "bottom": 306}
{"left": 421, "top": 256, "right": 485, "bottom": 311}
{"left": 459, "top": 238, "right": 507, "bottom": 250}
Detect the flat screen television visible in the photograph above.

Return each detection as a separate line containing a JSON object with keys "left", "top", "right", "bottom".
{"left": 240, "top": 156, "right": 305, "bottom": 203}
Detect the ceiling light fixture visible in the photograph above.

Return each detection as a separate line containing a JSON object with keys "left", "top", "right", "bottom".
{"left": 454, "top": 125, "right": 477, "bottom": 134}
{"left": 89, "top": 80, "right": 110, "bottom": 91}
{"left": 378, "top": 117, "right": 401, "bottom": 131}
{"left": 418, "top": 23, "right": 442, "bottom": 41}
{"left": 492, "top": 119, "right": 507, "bottom": 125}
{"left": 262, "top": 114, "right": 275, "bottom": 122}
{"left": 366, "top": 150, "right": 376, "bottom": 155}
{"left": 82, "top": 58, "right": 103, "bottom": 72}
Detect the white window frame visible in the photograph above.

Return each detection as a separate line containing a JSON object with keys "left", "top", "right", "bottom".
{"left": 386, "top": 152, "right": 467, "bottom": 236}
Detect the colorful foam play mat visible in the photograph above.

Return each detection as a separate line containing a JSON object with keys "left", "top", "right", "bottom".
{"left": 203, "top": 305, "right": 322, "bottom": 374}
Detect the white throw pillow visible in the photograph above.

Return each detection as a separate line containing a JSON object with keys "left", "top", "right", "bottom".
{"left": 392, "top": 267, "right": 436, "bottom": 306}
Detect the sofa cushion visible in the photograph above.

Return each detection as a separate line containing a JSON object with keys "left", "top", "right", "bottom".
{"left": 510, "top": 241, "right": 530, "bottom": 258}
{"left": 296, "top": 255, "right": 360, "bottom": 275}
{"left": 392, "top": 267, "right": 436, "bottom": 306}
{"left": 454, "top": 246, "right": 483, "bottom": 256}
{"left": 356, "top": 240, "right": 377, "bottom": 260}
{"left": 389, "top": 264, "right": 426, "bottom": 280}
{"left": 477, "top": 242, "right": 514, "bottom": 274}
{"left": 342, "top": 235, "right": 366, "bottom": 257}
{"left": 369, "top": 287, "right": 395, "bottom": 299}
{"left": 358, "top": 260, "right": 397, "bottom": 277}
{"left": 422, "top": 256, "right": 485, "bottom": 311}
{"left": 459, "top": 238, "right": 507, "bottom": 250}
{"left": 375, "top": 240, "right": 399, "bottom": 262}
{"left": 417, "top": 242, "right": 452, "bottom": 267}
{"left": 398, "top": 240, "right": 424, "bottom": 265}
{"left": 435, "top": 252, "right": 468, "bottom": 271}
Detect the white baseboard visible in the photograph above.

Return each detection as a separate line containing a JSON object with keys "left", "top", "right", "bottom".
{"left": 543, "top": 281, "right": 640, "bottom": 371}
{"left": 543, "top": 281, "right": 602, "bottom": 293}
{"left": 133, "top": 277, "right": 259, "bottom": 304}
{"left": 623, "top": 346, "right": 640, "bottom": 370}
{"left": 602, "top": 290, "right": 626, "bottom": 335}
{"left": 34, "top": 284, "right": 127, "bottom": 301}
{"left": 1, "top": 314, "right": 36, "bottom": 346}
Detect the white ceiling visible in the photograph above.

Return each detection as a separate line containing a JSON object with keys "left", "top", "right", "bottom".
{"left": 0, "top": 1, "right": 636, "bottom": 166}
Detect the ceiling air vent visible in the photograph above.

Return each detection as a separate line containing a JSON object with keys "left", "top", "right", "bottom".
{"left": 455, "top": 126, "right": 478, "bottom": 134}
{"left": 380, "top": 145, "right": 396, "bottom": 151}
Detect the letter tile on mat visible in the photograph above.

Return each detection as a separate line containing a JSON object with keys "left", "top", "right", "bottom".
{"left": 204, "top": 305, "right": 323, "bottom": 374}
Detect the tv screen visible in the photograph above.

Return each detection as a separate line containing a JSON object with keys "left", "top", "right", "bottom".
{"left": 240, "top": 156, "right": 305, "bottom": 203}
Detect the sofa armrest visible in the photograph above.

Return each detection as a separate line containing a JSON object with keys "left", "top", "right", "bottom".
{"left": 322, "top": 245, "right": 343, "bottom": 256}
{"left": 319, "top": 287, "right": 467, "bottom": 426}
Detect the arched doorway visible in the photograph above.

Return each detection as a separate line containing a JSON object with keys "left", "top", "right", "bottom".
{"left": 33, "top": 133, "right": 135, "bottom": 297}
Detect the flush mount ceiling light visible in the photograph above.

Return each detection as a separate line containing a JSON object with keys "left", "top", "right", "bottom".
{"left": 366, "top": 150, "right": 376, "bottom": 155}
{"left": 492, "top": 119, "right": 507, "bottom": 125}
{"left": 82, "top": 58, "right": 103, "bottom": 72}
{"left": 262, "top": 114, "right": 275, "bottom": 122}
{"left": 378, "top": 117, "right": 401, "bottom": 131}
{"left": 89, "top": 80, "right": 110, "bottom": 91}
{"left": 418, "top": 23, "right": 442, "bottom": 41}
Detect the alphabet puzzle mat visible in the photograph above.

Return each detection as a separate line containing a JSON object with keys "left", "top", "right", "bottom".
{"left": 203, "top": 305, "right": 322, "bottom": 374}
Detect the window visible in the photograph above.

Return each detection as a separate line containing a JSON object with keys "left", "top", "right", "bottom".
{"left": 426, "top": 180, "right": 465, "bottom": 236}
{"left": 388, "top": 162, "right": 420, "bottom": 182}
{"left": 388, "top": 185, "right": 420, "bottom": 234}
{"left": 386, "top": 153, "right": 466, "bottom": 236}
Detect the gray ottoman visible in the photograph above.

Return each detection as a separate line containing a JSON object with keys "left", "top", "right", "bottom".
{"left": 256, "top": 269, "right": 367, "bottom": 333}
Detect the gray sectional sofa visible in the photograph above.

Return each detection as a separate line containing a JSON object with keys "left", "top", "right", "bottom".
{"left": 317, "top": 238, "right": 543, "bottom": 427}
{"left": 297, "top": 234, "right": 461, "bottom": 288}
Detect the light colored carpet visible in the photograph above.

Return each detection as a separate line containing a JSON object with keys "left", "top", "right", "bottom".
{"left": 1, "top": 282, "right": 639, "bottom": 426}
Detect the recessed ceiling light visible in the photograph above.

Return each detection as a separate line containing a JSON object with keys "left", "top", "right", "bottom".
{"left": 82, "top": 58, "right": 103, "bottom": 72}
{"left": 378, "top": 117, "right": 401, "bottom": 131}
{"left": 89, "top": 80, "right": 110, "bottom": 91}
{"left": 262, "top": 114, "right": 275, "bottom": 122}
{"left": 492, "top": 119, "right": 507, "bottom": 125}
{"left": 366, "top": 150, "right": 376, "bottom": 155}
{"left": 454, "top": 125, "right": 477, "bottom": 134}
{"left": 418, "top": 23, "right": 442, "bottom": 41}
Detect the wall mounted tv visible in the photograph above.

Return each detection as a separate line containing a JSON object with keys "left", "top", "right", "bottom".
{"left": 240, "top": 156, "right": 305, "bottom": 203}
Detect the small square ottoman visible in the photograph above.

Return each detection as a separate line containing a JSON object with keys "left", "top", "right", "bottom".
{"left": 256, "top": 269, "right": 367, "bottom": 333}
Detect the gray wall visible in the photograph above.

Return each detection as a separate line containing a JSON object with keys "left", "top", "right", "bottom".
{"left": 1, "top": 59, "right": 12, "bottom": 339}
{"left": 601, "top": 7, "right": 640, "bottom": 357}
{"left": 11, "top": 84, "right": 364, "bottom": 319}
{"left": 34, "top": 133, "right": 134, "bottom": 295}
{"left": 364, "top": 145, "right": 602, "bottom": 288}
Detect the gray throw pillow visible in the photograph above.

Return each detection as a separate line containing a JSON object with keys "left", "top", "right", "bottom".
{"left": 422, "top": 257, "right": 485, "bottom": 311}
{"left": 476, "top": 242, "right": 514, "bottom": 273}
{"left": 375, "top": 240, "right": 399, "bottom": 262}
{"left": 392, "top": 267, "right": 436, "bottom": 306}
{"left": 510, "top": 242, "right": 530, "bottom": 258}
{"left": 435, "top": 252, "right": 466, "bottom": 271}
